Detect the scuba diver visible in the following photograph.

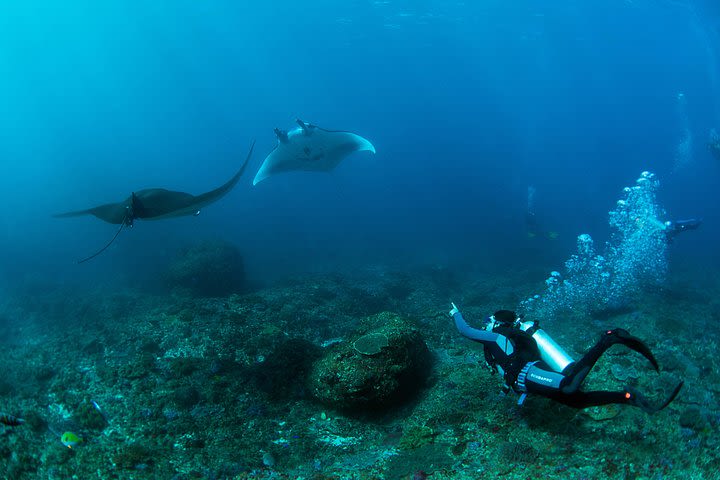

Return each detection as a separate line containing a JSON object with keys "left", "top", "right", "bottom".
{"left": 664, "top": 218, "right": 702, "bottom": 240}
{"left": 449, "top": 304, "right": 683, "bottom": 413}
{"left": 525, "top": 186, "right": 558, "bottom": 240}
{"left": 708, "top": 129, "right": 720, "bottom": 162}
{"left": 525, "top": 211, "right": 540, "bottom": 238}
{"left": 525, "top": 186, "right": 540, "bottom": 238}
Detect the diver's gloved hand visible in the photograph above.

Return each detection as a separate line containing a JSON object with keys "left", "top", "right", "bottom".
{"left": 624, "top": 381, "right": 684, "bottom": 413}
{"left": 605, "top": 328, "right": 659, "bottom": 371}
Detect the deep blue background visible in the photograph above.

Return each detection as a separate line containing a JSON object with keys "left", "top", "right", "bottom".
{"left": 0, "top": 0, "right": 718, "bottom": 288}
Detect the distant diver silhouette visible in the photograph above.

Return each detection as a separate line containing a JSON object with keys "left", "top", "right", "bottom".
{"left": 525, "top": 186, "right": 558, "bottom": 240}
{"left": 54, "top": 141, "right": 255, "bottom": 263}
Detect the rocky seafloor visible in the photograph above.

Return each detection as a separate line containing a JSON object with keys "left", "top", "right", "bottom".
{"left": 1, "top": 261, "right": 719, "bottom": 480}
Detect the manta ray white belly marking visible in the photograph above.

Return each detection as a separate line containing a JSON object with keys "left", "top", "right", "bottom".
{"left": 252, "top": 119, "right": 376, "bottom": 185}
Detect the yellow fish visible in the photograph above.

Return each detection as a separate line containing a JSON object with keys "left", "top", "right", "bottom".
{"left": 61, "top": 431, "right": 83, "bottom": 449}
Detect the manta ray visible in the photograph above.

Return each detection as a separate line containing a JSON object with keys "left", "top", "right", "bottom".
{"left": 54, "top": 140, "right": 255, "bottom": 262}
{"left": 253, "top": 119, "right": 375, "bottom": 185}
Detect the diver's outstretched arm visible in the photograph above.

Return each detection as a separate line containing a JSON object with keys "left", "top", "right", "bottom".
{"left": 450, "top": 303, "right": 498, "bottom": 342}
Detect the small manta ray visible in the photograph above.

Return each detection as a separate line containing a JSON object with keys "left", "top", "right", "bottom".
{"left": 54, "top": 141, "right": 255, "bottom": 263}
{"left": 253, "top": 119, "right": 375, "bottom": 185}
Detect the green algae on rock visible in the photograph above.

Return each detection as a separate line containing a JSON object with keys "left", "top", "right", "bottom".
{"left": 308, "top": 312, "right": 433, "bottom": 411}
{"left": 353, "top": 332, "right": 389, "bottom": 356}
{"left": 584, "top": 404, "right": 622, "bottom": 421}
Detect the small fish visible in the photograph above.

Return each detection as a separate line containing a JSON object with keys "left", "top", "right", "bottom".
{"left": 0, "top": 413, "right": 24, "bottom": 427}
{"left": 61, "top": 431, "right": 83, "bottom": 449}
{"left": 91, "top": 399, "right": 109, "bottom": 424}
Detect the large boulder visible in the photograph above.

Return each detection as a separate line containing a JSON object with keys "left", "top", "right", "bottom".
{"left": 165, "top": 240, "right": 244, "bottom": 297}
{"left": 308, "top": 311, "right": 433, "bottom": 412}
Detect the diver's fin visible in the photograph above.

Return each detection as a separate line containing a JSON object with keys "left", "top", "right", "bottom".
{"left": 605, "top": 328, "right": 659, "bottom": 371}
{"left": 625, "top": 381, "right": 683, "bottom": 413}
{"left": 658, "top": 381, "right": 684, "bottom": 411}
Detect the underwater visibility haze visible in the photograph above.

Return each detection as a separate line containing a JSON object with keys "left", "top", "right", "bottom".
{"left": 1, "top": 0, "right": 720, "bottom": 478}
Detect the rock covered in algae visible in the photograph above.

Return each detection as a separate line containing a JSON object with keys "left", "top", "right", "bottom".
{"left": 584, "top": 404, "right": 621, "bottom": 421}
{"left": 353, "top": 332, "right": 389, "bottom": 355}
{"left": 308, "top": 311, "right": 432, "bottom": 411}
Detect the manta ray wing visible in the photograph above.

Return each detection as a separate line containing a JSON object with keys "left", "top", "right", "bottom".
{"left": 138, "top": 139, "right": 256, "bottom": 220}
{"left": 253, "top": 122, "right": 375, "bottom": 185}
{"left": 54, "top": 140, "right": 255, "bottom": 224}
{"left": 52, "top": 200, "right": 132, "bottom": 225}
{"left": 131, "top": 189, "right": 199, "bottom": 220}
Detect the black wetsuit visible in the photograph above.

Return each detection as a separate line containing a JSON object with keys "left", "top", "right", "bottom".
{"left": 665, "top": 218, "right": 702, "bottom": 240}
{"left": 451, "top": 307, "right": 683, "bottom": 412}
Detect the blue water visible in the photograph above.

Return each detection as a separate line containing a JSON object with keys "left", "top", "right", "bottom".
{"left": 0, "top": 0, "right": 718, "bottom": 286}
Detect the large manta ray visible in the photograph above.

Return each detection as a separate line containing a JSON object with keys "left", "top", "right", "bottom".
{"left": 54, "top": 141, "right": 255, "bottom": 262}
{"left": 253, "top": 119, "right": 375, "bottom": 185}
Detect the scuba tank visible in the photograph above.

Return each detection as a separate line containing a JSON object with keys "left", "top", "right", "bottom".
{"left": 518, "top": 320, "right": 575, "bottom": 373}
{"left": 483, "top": 310, "right": 575, "bottom": 373}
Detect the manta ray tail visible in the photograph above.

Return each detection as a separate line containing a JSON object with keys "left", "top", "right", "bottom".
{"left": 77, "top": 223, "right": 126, "bottom": 264}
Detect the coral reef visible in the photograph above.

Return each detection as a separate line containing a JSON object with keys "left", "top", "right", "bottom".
{"left": 0, "top": 264, "right": 716, "bottom": 479}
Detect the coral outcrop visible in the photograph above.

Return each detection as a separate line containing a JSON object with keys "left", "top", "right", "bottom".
{"left": 309, "top": 311, "right": 433, "bottom": 411}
